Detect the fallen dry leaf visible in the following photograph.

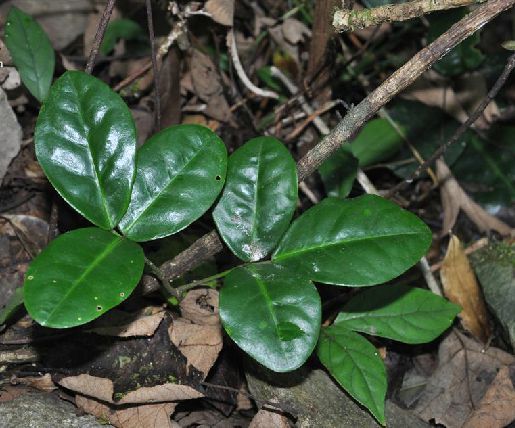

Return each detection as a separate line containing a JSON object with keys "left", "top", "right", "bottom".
{"left": 15, "top": 374, "right": 56, "bottom": 392}
{"left": 169, "top": 318, "right": 223, "bottom": 377}
{"left": 463, "top": 365, "right": 515, "bottom": 428}
{"left": 249, "top": 408, "right": 292, "bottom": 427}
{"left": 440, "top": 235, "right": 491, "bottom": 342}
{"left": 180, "top": 289, "right": 220, "bottom": 326}
{"left": 131, "top": 108, "right": 154, "bottom": 147}
{"left": 437, "top": 159, "right": 512, "bottom": 236}
{"left": 76, "top": 395, "right": 179, "bottom": 428}
{"left": 281, "top": 18, "right": 311, "bottom": 45}
{"left": 86, "top": 306, "right": 165, "bottom": 337}
{"left": 158, "top": 49, "right": 182, "bottom": 129}
{"left": 205, "top": 0, "right": 234, "bottom": 26}
{"left": 414, "top": 330, "right": 515, "bottom": 428}
{"left": 0, "top": 87, "right": 21, "bottom": 184}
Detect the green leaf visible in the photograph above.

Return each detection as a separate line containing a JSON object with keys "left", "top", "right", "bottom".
{"left": 335, "top": 284, "right": 460, "bottom": 343}
{"left": 100, "top": 19, "right": 146, "bottom": 55}
{"left": 220, "top": 263, "right": 321, "bottom": 372}
{"left": 213, "top": 136, "right": 297, "bottom": 261}
{"left": 119, "top": 124, "right": 227, "bottom": 241}
{"left": 35, "top": 71, "right": 137, "bottom": 230}
{"left": 0, "top": 287, "right": 24, "bottom": 325}
{"left": 318, "top": 325, "right": 386, "bottom": 425}
{"left": 387, "top": 100, "right": 467, "bottom": 179}
{"left": 272, "top": 195, "right": 432, "bottom": 286}
{"left": 428, "top": 9, "right": 484, "bottom": 76}
{"left": 350, "top": 119, "right": 403, "bottom": 167}
{"left": 24, "top": 228, "right": 144, "bottom": 328}
{"left": 319, "top": 146, "right": 358, "bottom": 199}
{"left": 4, "top": 6, "right": 55, "bottom": 102}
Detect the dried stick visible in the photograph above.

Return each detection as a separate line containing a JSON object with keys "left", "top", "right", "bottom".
{"left": 149, "top": 0, "right": 514, "bottom": 291}
{"left": 333, "top": 0, "right": 486, "bottom": 32}
{"left": 387, "top": 52, "right": 515, "bottom": 197}
{"left": 85, "top": 0, "right": 117, "bottom": 74}
{"left": 145, "top": 0, "right": 161, "bottom": 130}
{"left": 227, "top": 30, "right": 279, "bottom": 99}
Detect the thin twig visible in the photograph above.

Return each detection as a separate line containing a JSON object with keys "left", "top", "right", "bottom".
{"left": 387, "top": 52, "right": 515, "bottom": 198}
{"left": 227, "top": 30, "right": 279, "bottom": 99}
{"left": 333, "top": 0, "right": 487, "bottom": 32}
{"left": 145, "top": 0, "right": 161, "bottom": 130}
{"left": 85, "top": 0, "right": 117, "bottom": 74}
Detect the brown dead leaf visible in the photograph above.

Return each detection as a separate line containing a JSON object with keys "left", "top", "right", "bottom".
{"left": 131, "top": 108, "right": 154, "bottom": 147}
{"left": 58, "top": 373, "right": 203, "bottom": 404}
{"left": 437, "top": 159, "right": 512, "bottom": 236}
{"left": 169, "top": 318, "right": 223, "bottom": 377}
{"left": 180, "top": 289, "right": 220, "bottom": 326}
{"left": 158, "top": 49, "right": 182, "bottom": 129}
{"left": 86, "top": 306, "right": 165, "bottom": 337}
{"left": 440, "top": 235, "right": 491, "bottom": 342}
{"left": 205, "top": 0, "right": 234, "bottom": 27}
{"left": 76, "top": 395, "right": 179, "bottom": 428}
{"left": 182, "top": 114, "right": 220, "bottom": 131}
{"left": 463, "top": 365, "right": 515, "bottom": 428}
{"left": 15, "top": 374, "right": 56, "bottom": 392}
{"left": 0, "top": 214, "right": 48, "bottom": 258}
{"left": 414, "top": 330, "right": 515, "bottom": 427}
{"left": 249, "top": 408, "right": 292, "bottom": 428}
{"left": 281, "top": 18, "right": 311, "bottom": 45}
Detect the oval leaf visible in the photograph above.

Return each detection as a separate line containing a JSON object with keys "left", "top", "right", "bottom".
{"left": 213, "top": 136, "right": 297, "bottom": 261}
{"left": 119, "top": 124, "right": 227, "bottom": 241}
{"left": 35, "top": 71, "right": 137, "bottom": 229}
{"left": 273, "top": 195, "right": 432, "bottom": 286}
{"left": 336, "top": 284, "right": 460, "bottom": 343}
{"left": 24, "top": 228, "right": 144, "bottom": 328}
{"left": 5, "top": 6, "right": 55, "bottom": 102}
{"left": 220, "top": 263, "right": 321, "bottom": 372}
{"left": 318, "top": 325, "right": 386, "bottom": 425}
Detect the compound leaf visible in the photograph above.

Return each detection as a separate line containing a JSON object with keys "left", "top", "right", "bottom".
{"left": 35, "top": 71, "right": 137, "bottom": 230}
{"left": 5, "top": 6, "right": 55, "bottom": 102}
{"left": 318, "top": 325, "right": 387, "bottom": 425}
{"left": 220, "top": 263, "right": 321, "bottom": 372}
{"left": 273, "top": 195, "right": 432, "bottom": 286}
{"left": 213, "top": 136, "right": 297, "bottom": 261}
{"left": 119, "top": 124, "right": 227, "bottom": 241}
{"left": 24, "top": 228, "right": 144, "bottom": 328}
{"left": 336, "top": 284, "right": 460, "bottom": 343}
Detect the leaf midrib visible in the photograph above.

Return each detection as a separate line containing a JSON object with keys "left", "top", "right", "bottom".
{"left": 43, "top": 236, "right": 122, "bottom": 325}
{"left": 274, "top": 230, "right": 425, "bottom": 261}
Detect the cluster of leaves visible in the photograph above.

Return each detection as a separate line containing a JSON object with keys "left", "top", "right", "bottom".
{"left": 4, "top": 7, "right": 462, "bottom": 425}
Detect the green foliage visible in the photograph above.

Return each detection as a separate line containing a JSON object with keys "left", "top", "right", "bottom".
{"left": 335, "top": 284, "right": 460, "bottom": 344}
{"left": 318, "top": 325, "right": 387, "bottom": 425}
{"left": 100, "top": 19, "right": 146, "bottom": 55}
{"left": 220, "top": 263, "right": 321, "bottom": 372}
{"left": 428, "top": 9, "right": 484, "bottom": 76}
{"left": 24, "top": 228, "right": 144, "bottom": 328}
{"left": 119, "top": 125, "right": 227, "bottom": 241}
{"left": 4, "top": 6, "right": 55, "bottom": 102}
{"left": 213, "top": 137, "right": 297, "bottom": 261}
{"left": 319, "top": 146, "right": 358, "bottom": 198}
{"left": 273, "top": 195, "right": 432, "bottom": 286}
{"left": 35, "top": 71, "right": 137, "bottom": 230}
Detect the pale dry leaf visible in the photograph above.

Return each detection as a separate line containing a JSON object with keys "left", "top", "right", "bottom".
{"left": 281, "top": 18, "right": 311, "bottom": 45}
{"left": 249, "top": 408, "right": 292, "bottom": 428}
{"left": 58, "top": 374, "right": 114, "bottom": 403}
{"left": 437, "top": 159, "right": 512, "bottom": 236}
{"left": 16, "top": 374, "right": 56, "bottom": 392}
{"left": 131, "top": 108, "right": 154, "bottom": 147}
{"left": 0, "top": 39, "right": 12, "bottom": 64}
{"left": 0, "top": 87, "right": 21, "bottom": 184}
{"left": 76, "top": 395, "right": 179, "bottom": 428}
{"left": 86, "top": 306, "right": 165, "bottom": 337}
{"left": 236, "top": 386, "right": 254, "bottom": 411}
{"left": 168, "top": 318, "right": 223, "bottom": 377}
{"left": 0, "top": 67, "right": 21, "bottom": 91}
{"left": 205, "top": 0, "right": 234, "bottom": 27}
{"left": 180, "top": 289, "right": 220, "bottom": 326}
{"left": 414, "top": 330, "right": 515, "bottom": 428}
{"left": 440, "top": 235, "right": 491, "bottom": 342}
{"left": 463, "top": 365, "right": 515, "bottom": 428}
{"left": 182, "top": 114, "right": 220, "bottom": 131}
{"left": 1, "top": 215, "right": 49, "bottom": 257}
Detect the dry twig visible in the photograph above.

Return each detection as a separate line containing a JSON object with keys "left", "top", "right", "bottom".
{"left": 85, "top": 0, "right": 117, "bottom": 74}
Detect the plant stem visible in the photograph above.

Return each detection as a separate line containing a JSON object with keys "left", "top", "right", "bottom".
{"left": 85, "top": 0, "right": 116, "bottom": 74}
{"left": 172, "top": 267, "right": 236, "bottom": 297}
{"left": 144, "top": 257, "right": 177, "bottom": 297}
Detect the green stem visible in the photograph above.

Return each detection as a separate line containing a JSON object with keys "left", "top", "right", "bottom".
{"left": 144, "top": 257, "right": 177, "bottom": 297}
{"left": 173, "top": 266, "right": 237, "bottom": 297}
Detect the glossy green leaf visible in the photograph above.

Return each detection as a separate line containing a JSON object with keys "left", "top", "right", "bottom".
{"left": 213, "top": 137, "right": 297, "bottom": 261}
{"left": 4, "top": 6, "right": 55, "bottom": 102}
{"left": 35, "top": 71, "right": 137, "bottom": 229}
{"left": 336, "top": 284, "right": 460, "bottom": 343}
{"left": 220, "top": 263, "right": 321, "bottom": 372}
{"left": 319, "top": 146, "right": 358, "bottom": 199}
{"left": 119, "top": 124, "right": 227, "bottom": 241}
{"left": 24, "top": 228, "right": 144, "bottom": 328}
{"left": 318, "top": 324, "right": 386, "bottom": 425}
{"left": 101, "top": 19, "right": 146, "bottom": 55}
{"left": 387, "top": 100, "right": 467, "bottom": 179}
{"left": 273, "top": 195, "right": 432, "bottom": 286}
